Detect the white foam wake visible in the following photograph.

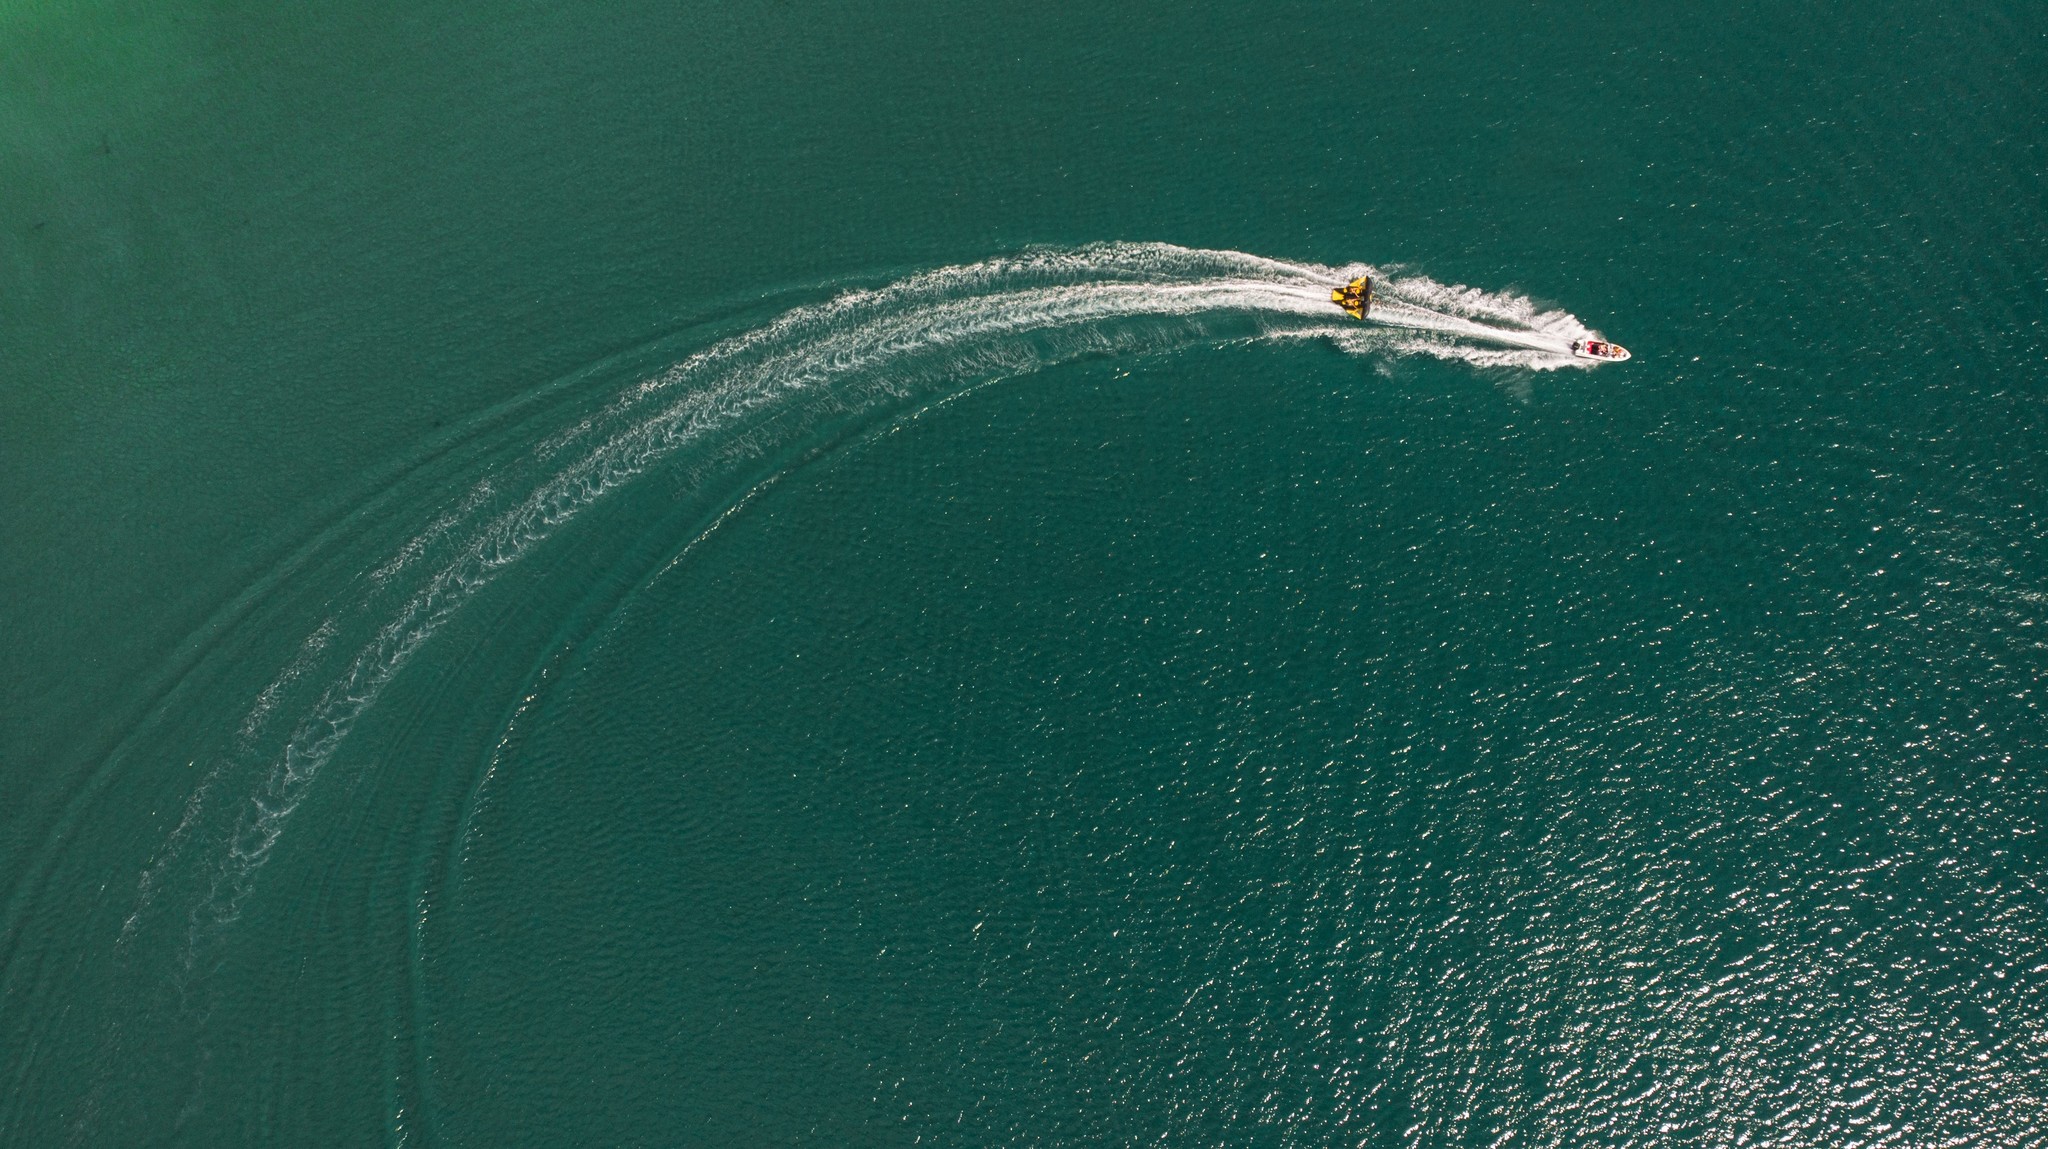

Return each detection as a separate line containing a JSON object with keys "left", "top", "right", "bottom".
{"left": 126, "top": 242, "right": 1606, "bottom": 949}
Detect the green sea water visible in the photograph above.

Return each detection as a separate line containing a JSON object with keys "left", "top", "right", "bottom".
{"left": 4, "top": 1, "right": 2046, "bottom": 1144}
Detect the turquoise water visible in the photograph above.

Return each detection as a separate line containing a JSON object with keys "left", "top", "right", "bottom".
{"left": 4, "top": 1, "right": 2045, "bottom": 1144}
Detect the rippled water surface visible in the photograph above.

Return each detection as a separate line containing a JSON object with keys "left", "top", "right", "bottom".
{"left": 3, "top": 1, "right": 2044, "bottom": 1144}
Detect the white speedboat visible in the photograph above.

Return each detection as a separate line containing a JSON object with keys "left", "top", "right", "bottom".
{"left": 1571, "top": 338, "right": 1630, "bottom": 362}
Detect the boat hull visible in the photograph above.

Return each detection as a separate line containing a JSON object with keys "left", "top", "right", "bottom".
{"left": 1571, "top": 339, "right": 1630, "bottom": 362}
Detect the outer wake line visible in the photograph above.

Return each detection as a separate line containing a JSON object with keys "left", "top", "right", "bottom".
{"left": 111, "top": 242, "right": 1616, "bottom": 961}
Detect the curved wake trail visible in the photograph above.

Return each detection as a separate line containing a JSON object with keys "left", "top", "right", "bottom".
{"left": 119, "top": 243, "right": 1604, "bottom": 952}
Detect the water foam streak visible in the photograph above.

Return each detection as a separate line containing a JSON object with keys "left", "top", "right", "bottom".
{"left": 157, "top": 243, "right": 1601, "bottom": 943}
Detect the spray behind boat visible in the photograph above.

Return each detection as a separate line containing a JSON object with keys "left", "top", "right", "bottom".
{"left": 1332, "top": 271, "right": 1628, "bottom": 362}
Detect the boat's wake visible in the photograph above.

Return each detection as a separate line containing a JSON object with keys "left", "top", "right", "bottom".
{"left": 113, "top": 243, "right": 1606, "bottom": 956}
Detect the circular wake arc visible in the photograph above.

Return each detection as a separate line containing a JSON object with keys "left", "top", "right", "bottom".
{"left": 110, "top": 242, "right": 1605, "bottom": 957}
